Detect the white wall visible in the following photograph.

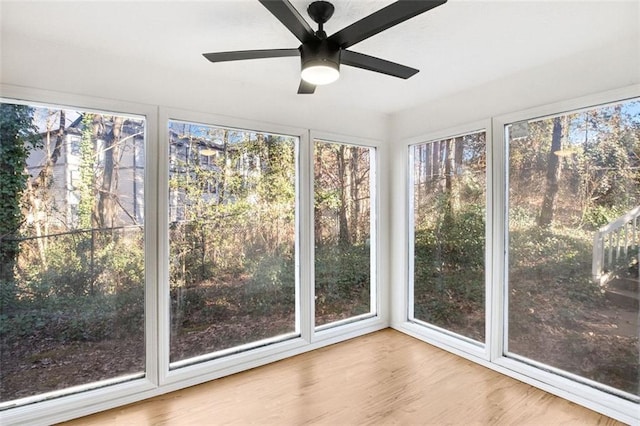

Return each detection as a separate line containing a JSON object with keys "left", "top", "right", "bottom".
{"left": 389, "top": 36, "right": 640, "bottom": 141}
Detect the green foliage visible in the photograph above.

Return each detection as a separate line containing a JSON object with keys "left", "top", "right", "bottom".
{"left": 581, "top": 132, "right": 638, "bottom": 209}
{"left": 413, "top": 200, "right": 485, "bottom": 325}
{"left": 170, "top": 286, "right": 230, "bottom": 331}
{"left": 78, "top": 114, "right": 96, "bottom": 229}
{"left": 0, "top": 311, "right": 46, "bottom": 339}
{"left": 312, "top": 141, "right": 373, "bottom": 322}
{"left": 582, "top": 205, "right": 624, "bottom": 229}
{"left": 0, "top": 286, "right": 143, "bottom": 343}
{"left": 504, "top": 102, "right": 638, "bottom": 309}
{"left": 509, "top": 224, "right": 601, "bottom": 303}
{"left": 43, "top": 233, "right": 93, "bottom": 297}
{"left": 0, "top": 103, "right": 38, "bottom": 311}
{"left": 1, "top": 227, "right": 145, "bottom": 344}
{"left": 315, "top": 188, "right": 340, "bottom": 211}
{"left": 246, "top": 253, "right": 296, "bottom": 315}
{"left": 166, "top": 126, "right": 298, "bottom": 334}
{"left": 315, "top": 243, "right": 370, "bottom": 313}
{"left": 20, "top": 230, "right": 143, "bottom": 301}
{"left": 260, "top": 135, "right": 296, "bottom": 204}
{"left": 96, "top": 231, "right": 145, "bottom": 291}
{"left": 169, "top": 130, "right": 296, "bottom": 289}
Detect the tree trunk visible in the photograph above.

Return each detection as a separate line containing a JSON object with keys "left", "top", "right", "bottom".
{"left": 29, "top": 110, "right": 67, "bottom": 264}
{"left": 337, "top": 145, "right": 350, "bottom": 245}
{"left": 219, "top": 130, "right": 229, "bottom": 204}
{"left": 314, "top": 143, "right": 323, "bottom": 244}
{"left": 538, "top": 117, "right": 563, "bottom": 226}
{"left": 454, "top": 136, "right": 464, "bottom": 174}
{"left": 432, "top": 140, "right": 440, "bottom": 186}
{"left": 350, "top": 147, "right": 360, "bottom": 243}
{"left": 449, "top": 136, "right": 464, "bottom": 212}
{"left": 90, "top": 115, "right": 105, "bottom": 227}
{"left": 98, "top": 116, "right": 123, "bottom": 228}
{"left": 445, "top": 139, "right": 453, "bottom": 193}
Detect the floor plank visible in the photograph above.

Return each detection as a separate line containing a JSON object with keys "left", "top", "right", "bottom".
{"left": 63, "top": 329, "right": 623, "bottom": 425}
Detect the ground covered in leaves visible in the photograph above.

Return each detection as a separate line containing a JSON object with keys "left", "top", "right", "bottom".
{"left": 1, "top": 276, "right": 369, "bottom": 402}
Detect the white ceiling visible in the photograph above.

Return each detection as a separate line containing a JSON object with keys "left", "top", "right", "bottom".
{"left": 1, "top": 0, "right": 638, "bottom": 115}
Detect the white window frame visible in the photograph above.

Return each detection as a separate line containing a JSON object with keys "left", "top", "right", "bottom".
{"left": 405, "top": 125, "right": 492, "bottom": 357}
{"left": 394, "top": 85, "right": 639, "bottom": 425}
{"left": 158, "top": 108, "right": 308, "bottom": 385}
{"left": 0, "top": 86, "right": 388, "bottom": 425}
{"left": 0, "top": 85, "right": 160, "bottom": 425}
{"left": 492, "top": 86, "right": 640, "bottom": 422}
{"left": 157, "top": 113, "right": 388, "bottom": 393}
{"left": 310, "top": 131, "right": 384, "bottom": 335}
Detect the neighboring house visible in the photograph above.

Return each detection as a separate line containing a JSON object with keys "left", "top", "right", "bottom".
{"left": 25, "top": 111, "right": 145, "bottom": 231}
{"left": 168, "top": 124, "right": 263, "bottom": 223}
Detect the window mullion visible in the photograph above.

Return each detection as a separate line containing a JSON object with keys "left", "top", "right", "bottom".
{"left": 489, "top": 117, "right": 506, "bottom": 362}
{"left": 299, "top": 130, "right": 314, "bottom": 343}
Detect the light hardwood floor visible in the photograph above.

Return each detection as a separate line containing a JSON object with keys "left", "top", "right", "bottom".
{"left": 64, "top": 329, "right": 623, "bottom": 425}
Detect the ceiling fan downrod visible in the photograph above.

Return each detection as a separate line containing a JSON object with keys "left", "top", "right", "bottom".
{"left": 307, "top": 1, "right": 335, "bottom": 39}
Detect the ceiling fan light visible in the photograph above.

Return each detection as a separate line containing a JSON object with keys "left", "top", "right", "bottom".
{"left": 301, "top": 63, "right": 340, "bottom": 85}
{"left": 299, "top": 41, "right": 341, "bottom": 86}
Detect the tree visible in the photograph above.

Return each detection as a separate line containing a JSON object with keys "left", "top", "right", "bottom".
{"left": 0, "top": 103, "right": 38, "bottom": 309}
{"left": 538, "top": 117, "right": 563, "bottom": 226}
{"left": 336, "top": 144, "right": 350, "bottom": 245}
{"left": 314, "top": 142, "right": 371, "bottom": 247}
{"left": 582, "top": 105, "right": 638, "bottom": 211}
{"left": 98, "top": 116, "right": 123, "bottom": 228}
{"left": 78, "top": 114, "right": 98, "bottom": 229}
{"left": 21, "top": 109, "right": 67, "bottom": 267}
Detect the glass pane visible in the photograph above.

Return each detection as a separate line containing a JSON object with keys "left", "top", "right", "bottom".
{"left": 411, "top": 132, "right": 486, "bottom": 342}
{"left": 507, "top": 98, "right": 640, "bottom": 397}
{"left": 314, "top": 140, "right": 374, "bottom": 327}
{"left": 168, "top": 121, "right": 297, "bottom": 365}
{"left": 0, "top": 103, "right": 145, "bottom": 404}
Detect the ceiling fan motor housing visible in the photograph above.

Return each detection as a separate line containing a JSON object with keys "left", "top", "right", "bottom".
{"left": 299, "top": 40, "right": 341, "bottom": 74}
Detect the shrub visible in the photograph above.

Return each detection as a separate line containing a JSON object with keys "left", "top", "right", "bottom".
{"left": 413, "top": 202, "right": 485, "bottom": 321}
{"left": 246, "top": 253, "right": 296, "bottom": 315}
{"left": 315, "top": 243, "right": 370, "bottom": 305}
{"left": 583, "top": 205, "right": 624, "bottom": 229}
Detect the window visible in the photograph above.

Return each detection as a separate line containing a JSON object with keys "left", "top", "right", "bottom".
{"left": 313, "top": 139, "right": 376, "bottom": 328}
{"left": 167, "top": 120, "right": 298, "bottom": 366}
{"left": 409, "top": 131, "right": 486, "bottom": 342}
{"left": 1, "top": 96, "right": 384, "bottom": 423}
{"left": 401, "top": 90, "right": 639, "bottom": 422}
{"left": 69, "top": 135, "right": 81, "bottom": 156}
{"left": 505, "top": 98, "right": 639, "bottom": 398}
{"left": 0, "top": 102, "right": 146, "bottom": 405}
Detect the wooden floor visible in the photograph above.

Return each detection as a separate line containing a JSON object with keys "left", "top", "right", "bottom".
{"left": 64, "top": 329, "right": 623, "bottom": 425}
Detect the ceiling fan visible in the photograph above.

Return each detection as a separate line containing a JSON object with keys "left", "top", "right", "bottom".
{"left": 203, "top": 0, "right": 447, "bottom": 94}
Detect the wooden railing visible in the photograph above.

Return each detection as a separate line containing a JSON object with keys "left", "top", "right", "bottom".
{"left": 592, "top": 206, "right": 640, "bottom": 285}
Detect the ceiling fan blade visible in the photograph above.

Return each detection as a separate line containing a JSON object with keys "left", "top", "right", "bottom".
{"left": 203, "top": 48, "right": 300, "bottom": 63}
{"left": 341, "top": 50, "right": 418, "bottom": 79}
{"left": 258, "top": 0, "right": 316, "bottom": 44}
{"left": 328, "top": 0, "right": 447, "bottom": 49}
{"left": 297, "top": 79, "right": 316, "bottom": 94}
